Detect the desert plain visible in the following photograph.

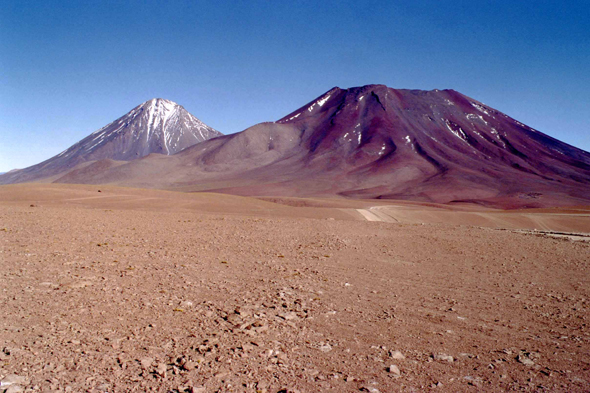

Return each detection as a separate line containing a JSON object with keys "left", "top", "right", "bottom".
{"left": 1, "top": 184, "right": 589, "bottom": 392}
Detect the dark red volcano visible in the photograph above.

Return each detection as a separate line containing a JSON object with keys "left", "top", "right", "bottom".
{"left": 263, "top": 84, "right": 590, "bottom": 206}
{"left": 4, "top": 85, "right": 589, "bottom": 208}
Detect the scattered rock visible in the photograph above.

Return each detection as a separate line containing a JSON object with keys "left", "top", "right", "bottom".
{"left": 1, "top": 375, "right": 28, "bottom": 386}
{"left": 64, "top": 280, "right": 93, "bottom": 289}
{"left": 180, "top": 300, "right": 194, "bottom": 308}
{"left": 433, "top": 353, "right": 454, "bottom": 362}
{"left": 139, "top": 357, "right": 154, "bottom": 369}
{"left": 5, "top": 385, "right": 24, "bottom": 393}
{"left": 156, "top": 363, "right": 167, "bottom": 377}
{"left": 183, "top": 360, "right": 197, "bottom": 370}
{"left": 0, "top": 374, "right": 28, "bottom": 393}
{"left": 389, "top": 350, "right": 405, "bottom": 360}
{"left": 516, "top": 351, "right": 539, "bottom": 366}
{"left": 387, "top": 364, "right": 401, "bottom": 376}
{"left": 280, "top": 312, "right": 298, "bottom": 320}
{"left": 463, "top": 375, "right": 483, "bottom": 387}
{"left": 360, "top": 387, "right": 381, "bottom": 393}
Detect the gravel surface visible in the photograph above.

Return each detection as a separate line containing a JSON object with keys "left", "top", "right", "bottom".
{"left": 1, "top": 187, "right": 589, "bottom": 392}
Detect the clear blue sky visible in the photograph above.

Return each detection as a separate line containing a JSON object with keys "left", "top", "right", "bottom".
{"left": 1, "top": 0, "right": 588, "bottom": 172}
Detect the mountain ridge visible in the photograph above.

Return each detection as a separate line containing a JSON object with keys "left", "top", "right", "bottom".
{"left": 2, "top": 85, "right": 589, "bottom": 208}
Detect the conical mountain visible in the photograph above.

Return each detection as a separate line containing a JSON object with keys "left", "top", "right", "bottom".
{"left": 0, "top": 98, "right": 222, "bottom": 184}
{"left": 278, "top": 85, "right": 590, "bottom": 172}
{"left": 269, "top": 85, "right": 590, "bottom": 203}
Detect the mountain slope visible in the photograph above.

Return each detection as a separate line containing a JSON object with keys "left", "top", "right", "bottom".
{"left": 0, "top": 98, "right": 221, "bottom": 184}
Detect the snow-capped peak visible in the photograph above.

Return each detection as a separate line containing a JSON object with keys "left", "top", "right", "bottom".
{"left": 143, "top": 98, "right": 177, "bottom": 112}
{"left": 44, "top": 98, "right": 222, "bottom": 163}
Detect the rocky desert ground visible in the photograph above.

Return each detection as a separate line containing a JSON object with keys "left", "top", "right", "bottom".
{"left": 1, "top": 184, "right": 589, "bottom": 392}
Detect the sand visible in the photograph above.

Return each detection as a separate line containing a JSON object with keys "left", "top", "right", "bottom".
{"left": 1, "top": 184, "right": 589, "bottom": 392}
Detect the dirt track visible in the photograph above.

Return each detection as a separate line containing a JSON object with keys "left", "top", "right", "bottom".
{"left": 1, "top": 185, "right": 589, "bottom": 392}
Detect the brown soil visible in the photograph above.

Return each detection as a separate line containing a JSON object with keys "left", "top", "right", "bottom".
{"left": 1, "top": 184, "right": 589, "bottom": 392}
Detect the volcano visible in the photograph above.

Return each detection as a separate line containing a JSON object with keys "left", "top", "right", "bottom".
{"left": 264, "top": 85, "right": 590, "bottom": 206}
{"left": 0, "top": 98, "right": 221, "bottom": 184}
{"left": 3, "top": 85, "right": 589, "bottom": 208}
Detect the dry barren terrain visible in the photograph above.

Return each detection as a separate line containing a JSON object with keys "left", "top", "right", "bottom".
{"left": 1, "top": 185, "right": 589, "bottom": 392}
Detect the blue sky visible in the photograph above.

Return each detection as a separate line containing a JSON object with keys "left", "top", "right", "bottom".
{"left": 1, "top": 0, "right": 588, "bottom": 172}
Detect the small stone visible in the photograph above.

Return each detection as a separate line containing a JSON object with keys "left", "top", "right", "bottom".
{"left": 463, "top": 375, "right": 483, "bottom": 387}
{"left": 181, "top": 301, "right": 194, "bottom": 308}
{"left": 280, "top": 312, "right": 298, "bottom": 320}
{"left": 6, "top": 385, "right": 24, "bottom": 393}
{"left": 361, "top": 387, "right": 381, "bottom": 393}
{"left": 1, "top": 375, "right": 29, "bottom": 385}
{"left": 433, "top": 353, "right": 454, "bottom": 362}
{"left": 156, "top": 363, "right": 167, "bottom": 377}
{"left": 183, "top": 361, "right": 197, "bottom": 370}
{"left": 389, "top": 350, "right": 405, "bottom": 360}
{"left": 140, "top": 357, "right": 154, "bottom": 369}
{"left": 516, "top": 351, "right": 537, "bottom": 366}
{"left": 319, "top": 344, "right": 332, "bottom": 352}
{"left": 387, "top": 364, "right": 401, "bottom": 375}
